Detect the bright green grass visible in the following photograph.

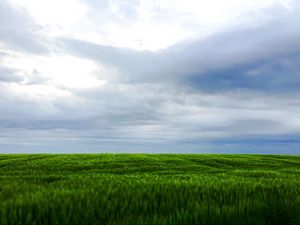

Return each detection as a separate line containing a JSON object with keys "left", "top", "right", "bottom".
{"left": 0, "top": 154, "right": 299, "bottom": 225}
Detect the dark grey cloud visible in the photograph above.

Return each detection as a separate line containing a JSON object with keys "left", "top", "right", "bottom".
{"left": 187, "top": 52, "right": 300, "bottom": 92}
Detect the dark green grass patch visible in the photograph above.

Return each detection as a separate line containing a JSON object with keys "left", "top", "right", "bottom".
{"left": 0, "top": 154, "right": 299, "bottom": 225}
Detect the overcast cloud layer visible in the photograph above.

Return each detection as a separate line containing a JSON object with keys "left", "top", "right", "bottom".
{"left": 0, "top": 0, "right": 300, "bottom": 153}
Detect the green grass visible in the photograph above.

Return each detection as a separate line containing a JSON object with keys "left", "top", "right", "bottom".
{"left": 0, "top": 154, "right": 299, "bottom": 225}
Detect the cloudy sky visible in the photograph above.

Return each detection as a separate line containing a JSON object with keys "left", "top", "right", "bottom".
{"left": 0, "top": 0, "right": 300, "bottom": 153}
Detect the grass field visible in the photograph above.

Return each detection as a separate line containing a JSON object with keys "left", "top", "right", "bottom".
{"left": 0, "top": 154, "right": 299, "bottom": 225}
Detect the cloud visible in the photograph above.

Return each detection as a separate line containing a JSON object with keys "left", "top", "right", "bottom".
{"left": 0, "top": 52, "right": 24, "bottom": 83}
{"left": 60, "top": 1, "right": 300, "bottom": 91}
{"left": 187, "top": 53, "right": 300, "bottom": 92}
{"left": 0, "top": 0, "right": 300, "bottom": 153}
{"left": 1, "top": 79, "right": 300, "bottom": 153}
{"left": 0, "top": 0, "right": 49, "bottom": 54}
{"left": 0, "top": 67, "right": 24, "bottom": 83}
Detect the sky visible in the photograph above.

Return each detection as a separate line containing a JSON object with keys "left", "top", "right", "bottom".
{"left": 0, "top": 0, "right": 300, "bottom": 153}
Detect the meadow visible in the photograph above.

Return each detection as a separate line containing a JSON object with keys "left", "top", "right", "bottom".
{"left": 0, "top": 154, "right": 299, "bottom": 225}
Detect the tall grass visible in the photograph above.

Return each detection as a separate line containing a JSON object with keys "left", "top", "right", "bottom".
{"left": 0, "top": 154, "right": 299, "bottom": 225}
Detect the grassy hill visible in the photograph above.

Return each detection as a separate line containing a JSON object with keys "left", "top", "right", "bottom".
{"left": 0, "top": 154, "right": 299, "bottom": 225}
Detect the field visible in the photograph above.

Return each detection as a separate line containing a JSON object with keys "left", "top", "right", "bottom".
{"left": 0, "top": 154, "right": 299, "bottom": 225}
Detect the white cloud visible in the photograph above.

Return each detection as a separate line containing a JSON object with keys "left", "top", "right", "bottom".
{"left": 7, "top": 0, "right": 295, "bottom": 50}
{"left": 8, "top": 0, "right": 88, "bottom": 26}
{"left": 2, "top": 52, "right": 106, "bottom": 89}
